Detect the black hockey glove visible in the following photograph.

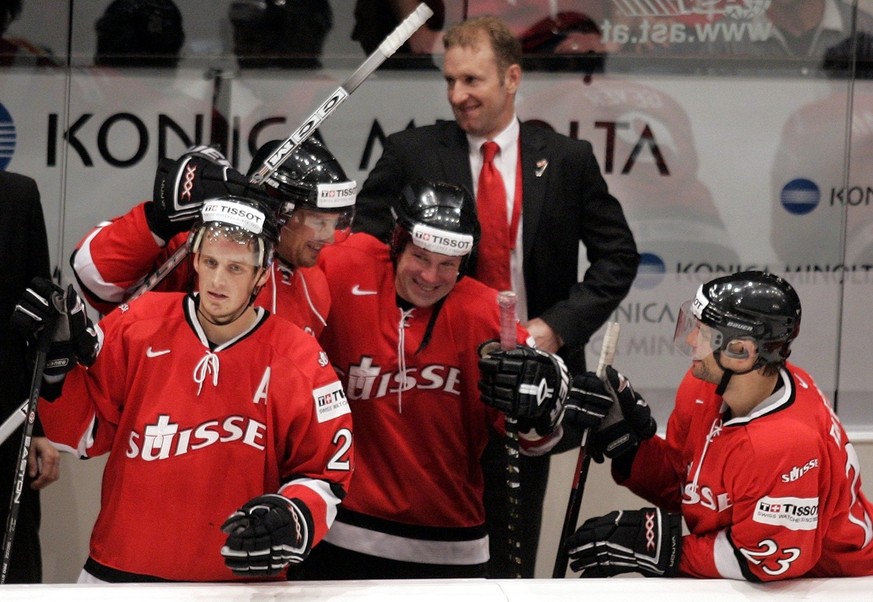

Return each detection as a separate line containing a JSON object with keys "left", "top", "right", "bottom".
{"left": 221, "top": 494, "right": 313, "bottom": 577}
{"left": 584, "top": 366, "right": 657, "bottom": 463}
{"left": 478, "top": 343, "right": 569, "bottom": 436}
{"left": 10, "top": 277, "right": 99, "bottom": 382}
{"left": 567, "top": 507, "right": 682, "bottom": 578}
{"left": 563, "top": 372, "right": 613, "bottom": 433}
{"left": 148, "top": 145, "right": 257, "bottom": 241}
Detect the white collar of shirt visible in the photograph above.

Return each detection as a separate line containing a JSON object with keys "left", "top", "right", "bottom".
{"left": 468, "top": 116, "right": 520, "bottom": 180}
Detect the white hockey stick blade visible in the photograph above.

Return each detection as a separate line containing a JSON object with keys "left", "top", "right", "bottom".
{"left": 248, "top": 2, "right": 434, "bottom": 184}
{"left": 595, "top": 321, "right": 620, "bottom": 379}
{"left": 0, "top": 399, "right": 27, "bottom": 447}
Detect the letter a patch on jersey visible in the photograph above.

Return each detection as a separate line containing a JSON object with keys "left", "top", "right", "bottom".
{"left": 253, "top": 368, "right": 270, "bottom": 404}
{"left": 313, "top": 381, "right": 350, "bottom": 423}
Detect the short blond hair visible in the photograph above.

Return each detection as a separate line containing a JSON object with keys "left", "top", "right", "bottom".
{"left": 443, "top": 15, "right": 522, "bottom": 75}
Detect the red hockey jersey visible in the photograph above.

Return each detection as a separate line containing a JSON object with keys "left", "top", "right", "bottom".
{"left": 316, "top": 233, "right": 554, "bottom": 566}
{"left": 620, "top": 363, "right": 873, "bottom": 580}
{"left": 39, "top": 292, "right": 353, "bottom": 581}
{"left": 71, "top": 202, "right": 330, "bottom": 336}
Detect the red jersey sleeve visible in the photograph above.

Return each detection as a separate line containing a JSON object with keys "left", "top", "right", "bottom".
{"left": 71, "top": 202, "right": 191, "bottom": 314}
{"left": 272, "top": 340, "right": 354, "bottom": 548}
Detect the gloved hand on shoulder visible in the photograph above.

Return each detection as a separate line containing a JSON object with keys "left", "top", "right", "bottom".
{"left": 147, "top": 144, "right": 260, "bottom": 241}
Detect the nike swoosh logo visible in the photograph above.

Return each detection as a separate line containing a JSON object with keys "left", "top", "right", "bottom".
{"left": 146, "top": 347, "right": 171, "bottom": 358}
{"left": 352, "top": 285, "right": 377, "bottom": 296}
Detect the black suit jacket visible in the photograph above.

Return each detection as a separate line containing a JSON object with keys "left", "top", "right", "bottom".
{"left": 354, "top": 120, "right": 640, "bottom": 367}
{"left": 0, "top": 171, "right": 51, "bottom": 435}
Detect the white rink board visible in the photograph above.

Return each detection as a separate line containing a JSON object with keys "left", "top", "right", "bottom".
{"left": 3, "top": 577, "right": 873, "bottom": 602}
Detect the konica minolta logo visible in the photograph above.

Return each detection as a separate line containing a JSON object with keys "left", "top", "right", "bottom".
{"left": 780, "top": 178, "right": 820, "bottom": 215}
{"left": 633, "top": 252, "right": 666, "bottom": 290}
{"left": 0, "top": 102, "right": 16, "bottom": 170}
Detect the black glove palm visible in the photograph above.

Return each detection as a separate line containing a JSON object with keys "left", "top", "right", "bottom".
{"left": 563, "top": 372, "right": 614, "bottom": 432}
{"left": 567, "top": 507, "right": 682, "bottom": 578}
{"left": 586, "top": 366, "right": 658, "bottom": 462}
{"left": 221, "top": 494, "right": 313, "bottom": 577}
{"left": 478, "top": 344, "right": 569, "bottom": 436}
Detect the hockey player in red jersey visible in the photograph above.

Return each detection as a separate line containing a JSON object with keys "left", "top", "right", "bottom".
{"left": 71, "top": 139, "right": 356, "bottom": 337}
{"left": 562, "top": 270, "right": 873, "bottom": 580}
{"left": 11, "top": 194, "right": 354, "bottom": 582}
{"left": 290, "top": 179, "right": 569, "bottom": 579}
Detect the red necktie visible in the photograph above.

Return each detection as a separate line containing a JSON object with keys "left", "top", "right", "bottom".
{"left": 475, "top": 141, "right": 511, "bottom": 291}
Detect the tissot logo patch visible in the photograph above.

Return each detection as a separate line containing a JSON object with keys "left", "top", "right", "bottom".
{"left": 753, "top": 496, "right": 818, "bottom": 531}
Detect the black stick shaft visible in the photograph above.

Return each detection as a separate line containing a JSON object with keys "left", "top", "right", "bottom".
{"left": 1, "top": 317, "right": 55, "bottom": 584}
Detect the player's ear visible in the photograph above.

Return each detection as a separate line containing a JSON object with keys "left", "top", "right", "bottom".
{"left": 192, "top": 253, "right": 202, "bottom": 276}
{"left": 255, "top": 265, "right": 270, "bottom": 288}
{"left": 722, "top": 338, "right": 757, "bottom": 368}
{"left": 505, "top": 63, "right": 521, "bottom": 94}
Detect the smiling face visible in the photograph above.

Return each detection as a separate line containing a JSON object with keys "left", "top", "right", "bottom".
{"left": 394, "top": 242, "right": 463, "bottom": 308}
{"left": 193, "top": 232, "right": 268, "bottom": 327}
{"left": 443, "top": 32, "right": 520, "bottom": 139}
{"left": 276, "top": 208, "right": 349, "bottom": 268}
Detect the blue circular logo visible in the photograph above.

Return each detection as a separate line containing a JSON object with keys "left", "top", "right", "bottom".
{"left": 780, "top": 178, "right": 820, "bottom": 215}
{"left": 0, "top": 102, "right": 15, "bottom": 170}
{"left": 634, "top": 252, "right": 666, "bottom": 289}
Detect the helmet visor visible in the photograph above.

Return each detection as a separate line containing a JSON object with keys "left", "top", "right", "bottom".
{"left": 293, "top": 207, "right": 354, "bottom": 244}
{"left": 673, "top": 299, "right": 723, "bottom": 360}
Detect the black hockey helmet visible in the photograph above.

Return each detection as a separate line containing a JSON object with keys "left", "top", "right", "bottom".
{"left": 94, "top": 0, "right": 185, "bottom": 68}
{"left": 189, "top": 193, "right": 280, "bottom": 270}
{"left": 390, "top": 179, "right": 481, "bottom": 278}
{"left": 674, "top": 270, "right": 801, "bottom": 368}
{"left": 247, "top": 138, "right": 356, "bottom": 226}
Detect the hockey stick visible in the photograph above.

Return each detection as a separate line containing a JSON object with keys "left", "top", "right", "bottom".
{"left": 497, "top": 290, "right": 523, "bottom": 578}
{"left": 124, "top": 3, "right": 435, "bottom": 302}
{"left": 1, "top": 315, "right": 57, "bottom": 584}
{"left": 552, "top": 321, "right": 620, "bottom": 578}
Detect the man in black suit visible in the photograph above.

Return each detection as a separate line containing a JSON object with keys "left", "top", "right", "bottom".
{"left": 352, "top": 16, "right": 639, "bottom": 577}
{"left": 0, "top": 170, "right": 60, "bottom": 582}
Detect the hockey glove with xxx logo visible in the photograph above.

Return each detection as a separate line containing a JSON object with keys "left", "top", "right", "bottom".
{"left": 148, "top": 145, "right": 258, "bottom": 241}
{"left": 221, "top": 494, "right": 313, "bottom": 576}
{"left": 478, "top": 343, "right": 569, "bottom": 436}
{"left": 567, "top": 507, "right": 682, "bottom": 577}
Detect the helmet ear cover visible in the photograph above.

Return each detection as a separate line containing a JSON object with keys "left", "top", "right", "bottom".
{"left": 722, "top": 339, "right": 751, "bottom": 360}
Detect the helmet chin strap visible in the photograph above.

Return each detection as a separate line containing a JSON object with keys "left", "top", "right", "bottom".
{"left": 714, "top": 351, "right": 757, "bottom": 396}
